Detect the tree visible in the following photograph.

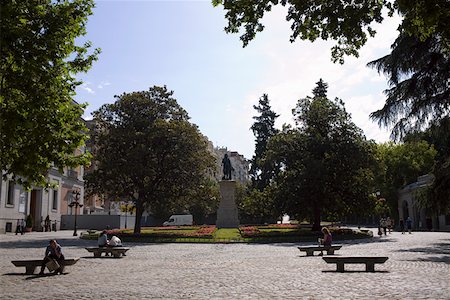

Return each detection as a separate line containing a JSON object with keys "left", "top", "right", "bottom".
{"left": 266, "top": 80, "right": 376, "bottom": 230}
{"left": 85, "top": 86, "right": 216, "bottom": 233}
{"left": 213, "top": 0, "right": 450, "bottom": 63}
{"left": 249, "top": 94, "right": 279, "bottom": 191}
{"left": 0, "top": 0, "right": 100, "bottom": 188}
{"left": 374, "top": 140, "right": 436, "bottom": 218}
{"left": 368, "top": 32, "right": 450, "bottom": 140}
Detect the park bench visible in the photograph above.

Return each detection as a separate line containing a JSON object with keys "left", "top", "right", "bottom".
{"left": 322, "top": 256, "right": 389, "bottom": 272}
{"left": 297, "top": 245, "right": 342, "bottom": 256}
{"left": 85, "top": 247, "right": 129, "bottom": 258}
{"left": 11, "top": 258, "right": 79, "bottom": 275}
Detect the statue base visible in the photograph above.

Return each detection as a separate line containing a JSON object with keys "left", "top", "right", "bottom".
{"left": 216, "top": 180, "right": 239, "bottom": 228}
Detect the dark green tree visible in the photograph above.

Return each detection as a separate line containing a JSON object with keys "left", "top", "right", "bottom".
{"left": 266, "top": 80, "right": 376, "bottom": 230}
{"left": 249, "top": 94, "right": 279, "bottom": 191}
{"left": 213, "top": 0, "right": 450, "bottom": 63}
{"left": 0, "top": 0, "right": 100, "bottom": 188}
{"left": 368, "top": 33, "right": 450, "bottom": 140}
{"left": 85, "top": 86, "right": 216, "bottom": 233}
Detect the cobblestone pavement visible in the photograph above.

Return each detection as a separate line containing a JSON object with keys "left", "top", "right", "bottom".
{"left": 0, "top": 229, "right": 449, "bottom": 299}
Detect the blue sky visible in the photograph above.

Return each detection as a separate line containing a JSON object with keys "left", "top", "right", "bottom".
{"left": 75, "top": 0, "right": 401, "bottom": 159}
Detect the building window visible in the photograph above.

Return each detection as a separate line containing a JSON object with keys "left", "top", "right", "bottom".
{"left": 6, "top": 181, "right": 14, "bottom": 206}
{"left": 52, "top": 189, "right": 58, "bottom": 210}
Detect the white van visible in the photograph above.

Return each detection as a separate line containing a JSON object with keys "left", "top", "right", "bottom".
{"left": 163, "top": 214, "right": 193, "bottom": 226}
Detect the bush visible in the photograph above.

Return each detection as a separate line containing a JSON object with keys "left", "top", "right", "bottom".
{"left": 25, "top": 215, "right": 33, "bottom": 228}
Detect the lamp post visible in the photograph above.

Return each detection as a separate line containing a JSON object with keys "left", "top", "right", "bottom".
{"left": 68, "top": 189, "right": 83, "bottom": 236}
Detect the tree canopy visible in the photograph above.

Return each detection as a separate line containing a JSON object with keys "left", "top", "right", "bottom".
{"left": 0, "top": 0, "right": 100, "bottom": 188}
{"left": 266, "top": 80, "right": 376, "bottom": 230}
{"left": 213, "top": 0, "right": 450, "bottom": 63}
{"left": 85, "top": 86, "right": 216, "bottom": 233}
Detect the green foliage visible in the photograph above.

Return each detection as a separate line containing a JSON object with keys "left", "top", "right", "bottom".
{"left": 213, "top": 0, "right": 450, "bottom": 63}
{"left": 0, "top": 0, "right": 99, "bottom": 188}
{"left": 25, "top": 214, "right": 32, "bottom": 228}
{"left": 266, "top": 80, "right": 376, "bottom": 230}
{"left": 85, "top": 86, "right": 216, "bottom": 233}
{"left": 368, "top": 32, "right": 450, "bottom": 140}
{"left": 250, "top": 94, "right": 279, "bottom": 191}
{"left": 181, "top": 178, "right": 220, "bottom": 224}
{"left": 374, "top": 140, "right": 436, "bottom": 216}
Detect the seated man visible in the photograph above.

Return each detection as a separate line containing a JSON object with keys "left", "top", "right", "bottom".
{"left": 98, "top": 230, "right": 109, "bottom": 247}
{"left": 40, "top": 240, "right": 65, "bottom": 275}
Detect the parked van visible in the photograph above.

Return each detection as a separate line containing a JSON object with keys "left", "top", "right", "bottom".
{"left": 163, "top": 214, "right": 193, "bottom": 226}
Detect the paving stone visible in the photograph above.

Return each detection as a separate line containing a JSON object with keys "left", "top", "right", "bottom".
{"left": 0, "top": 230, "right": 449, "bottom": 299}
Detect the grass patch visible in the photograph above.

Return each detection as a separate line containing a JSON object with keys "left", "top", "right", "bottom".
{"left": 215, "top": 228, "right": 241, "bottom": 240}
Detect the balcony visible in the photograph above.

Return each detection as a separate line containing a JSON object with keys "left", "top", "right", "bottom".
{"left": 67, "top": 169, "right": 78, "bottom": 179}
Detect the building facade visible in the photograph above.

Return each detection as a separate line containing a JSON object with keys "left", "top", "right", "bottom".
{"left": 398, "top": 174, "right": 450, "bottom": 231}
{"left": 0, "top": 164, "right": 85, "bottom": 234}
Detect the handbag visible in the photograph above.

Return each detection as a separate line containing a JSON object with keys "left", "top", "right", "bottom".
{"left": 45, "top": 258, "right": 60, "bottom": 272}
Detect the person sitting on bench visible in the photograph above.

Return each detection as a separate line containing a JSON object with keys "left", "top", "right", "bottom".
{"left": 40, "top": 239, "right": 65, "bottom": 275}
{"left": 318, "top": 227, "right": 332, "bottom": 256}
{"left": 98, "top": 230, "right": 109, "bottom": 247}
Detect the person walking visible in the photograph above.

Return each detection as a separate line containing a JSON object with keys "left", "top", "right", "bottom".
{"left": 406, "top": 217, "right": 413, "bottom": 234}
{"left": 399, "top": 218, "right": 405, "bottom": 234}
{"left": 15, "top": 219, "right": 23, "bottom": 235}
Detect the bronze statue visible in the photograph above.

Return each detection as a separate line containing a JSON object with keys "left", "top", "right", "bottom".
{"left": 222, "top": 153, "right": 233, "bottom": 180}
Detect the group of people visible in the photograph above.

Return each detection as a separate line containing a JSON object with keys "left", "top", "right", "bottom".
{"left": 39, "top": 230, "right": 123, "bottom": 275}
{"left": 378, "top": 216, "right": 413, "bottom": 236}
{"left": 399, "top": 217, "right": 413, "bottom": 234}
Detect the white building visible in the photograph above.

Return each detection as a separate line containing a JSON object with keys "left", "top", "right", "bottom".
{"left": 0, "top": 164, "right": 85, "bottom": 234}
{"left": 398, "top": 174, "right": 450, "bottom": 231}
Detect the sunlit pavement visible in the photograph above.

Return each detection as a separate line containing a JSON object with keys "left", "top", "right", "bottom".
{"left": 1, "top": 229, "right": 449, "bottom": 299}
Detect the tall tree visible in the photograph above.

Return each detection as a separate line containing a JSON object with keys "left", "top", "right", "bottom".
{"left": 0, "top": 0, "right": 100, "bottom": 187}
{"left": 213, "top": 0, "right": 450, "bottom": 63}
{"left": 266, "top": 80, "right": 376, "bottom": 230}
{"left": 368, "top": 32, "right": 450, "bottom": 140}
{"left": 249, "top": 94, "right": 279, "bottom": 191}
{"left": 85, "top": 86, "right": 216, "bottom": 233}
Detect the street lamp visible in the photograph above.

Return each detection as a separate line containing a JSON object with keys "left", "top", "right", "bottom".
{"left": 68, "top": 189, "right": 83, "bottom": 236}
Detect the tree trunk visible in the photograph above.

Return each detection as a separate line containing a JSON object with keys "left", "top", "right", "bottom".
{"left": 134, "top": 201, "right": 143, "bottom": 234}
{"left": 312, "top": 205, "right": 321, "bottom": 231}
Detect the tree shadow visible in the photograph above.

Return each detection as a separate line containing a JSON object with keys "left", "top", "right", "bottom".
{"left": 0, "top": 238, "right": 96, "bottom": 249}
{"left": 396, "top": 242, "right": 450, "bottom": 255}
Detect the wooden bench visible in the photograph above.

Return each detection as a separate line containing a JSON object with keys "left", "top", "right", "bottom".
{"left": 323, "top": 256, "right": 389, "bottom": 272}
{"left": 297, "top": 245, "right": 342, "bottom": 256}
{"left": 11, "top": 258, "right": 79, "bottom": 275}
{"left": 85, "top": 247, "right": 129, "bottom": 258}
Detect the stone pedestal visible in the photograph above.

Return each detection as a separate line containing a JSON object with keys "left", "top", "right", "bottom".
{"left": 216, "top": 180, "right": 239, "bottom": 228}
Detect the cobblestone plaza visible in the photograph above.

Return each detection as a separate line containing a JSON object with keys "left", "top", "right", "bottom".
{"left": 1, "top": 230, "right": 449, "bottom": 299}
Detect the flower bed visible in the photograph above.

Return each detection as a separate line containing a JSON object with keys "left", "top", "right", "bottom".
{"left": 109, "top": 226, "right": 216, "bottom": 239}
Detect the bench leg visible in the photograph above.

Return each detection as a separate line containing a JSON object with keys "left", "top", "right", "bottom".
{"left": 366, "top": 263, "right": 375, "bottom": 272}
{"left": 25, "top": 266, "right": 36, "bottom": 275}
{"left": 113, "top": 252, "right": 120, "bottom": 258}
{"left": 336, "top": 263, "right": 345, "bottom": 272}
{"left": 306, "top": 250, "right": 314, "bottom": 256}
{"left": 93, "top": 251, "right": 101, "bottom": 258}
{"left": 327, "top": 249, "right": 335, "bottom": 255}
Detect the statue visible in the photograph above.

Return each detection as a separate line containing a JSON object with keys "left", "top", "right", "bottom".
{"left": 222, "top": 153, "right": 233, "bottom": 180}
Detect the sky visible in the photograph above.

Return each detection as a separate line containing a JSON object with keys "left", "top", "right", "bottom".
{"left": 75, "top": 0, "right": 402, "bottom": 159}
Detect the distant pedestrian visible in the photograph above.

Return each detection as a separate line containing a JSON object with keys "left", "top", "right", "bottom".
{"left": 44, "top": 215, "right": 51, "bottom": 232}
{"left": 406, "top": 217, "right": 413, "bottom": 234}
{"left": 387, "top": 217, "right": 393, "bottom": 234}
{"left": 380, "top": 218, "right": 387, "bottom": 235}
{"left": 399, "top": 218, "right": 405, "bottom": 234}
{"left": 15, "top": 219, "right": 23, "bottom": 235}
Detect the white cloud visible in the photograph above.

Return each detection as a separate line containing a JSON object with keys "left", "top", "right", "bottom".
{"left": 81, "top": 83, "right": 95, "bottom": 94}
{"left": 98, "top": 81, "right": 111, "bottom": 89}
